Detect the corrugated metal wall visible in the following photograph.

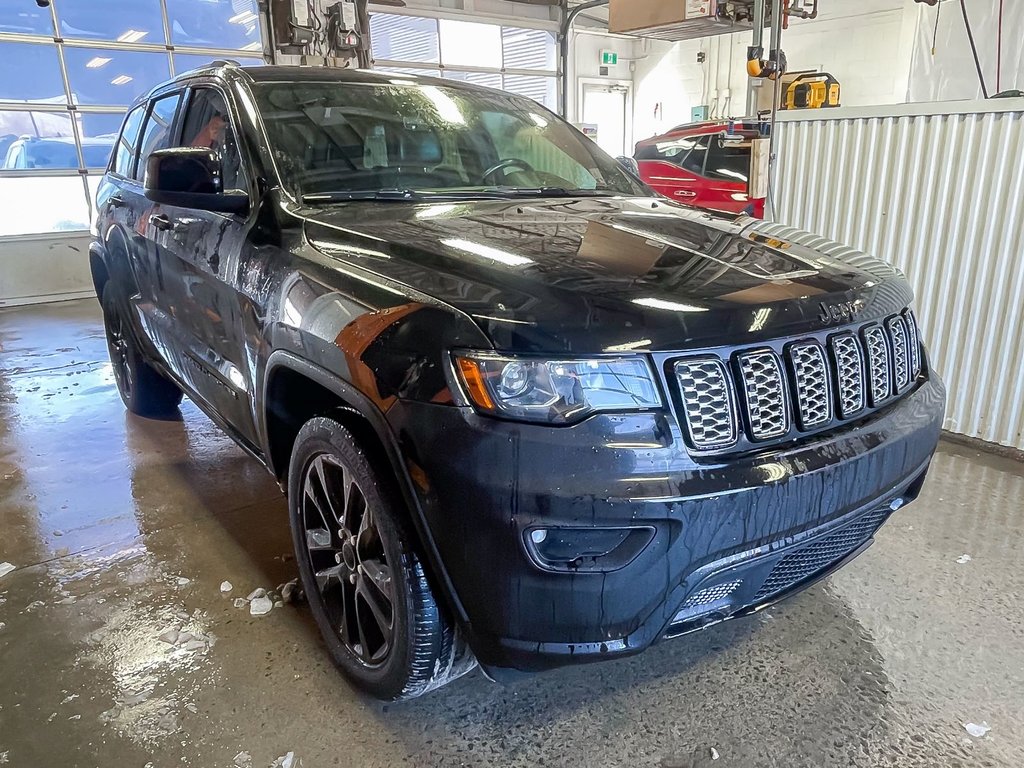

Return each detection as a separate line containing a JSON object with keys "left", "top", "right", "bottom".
{"left": 772, "top": 100, "right": 1024, "bottom": 451}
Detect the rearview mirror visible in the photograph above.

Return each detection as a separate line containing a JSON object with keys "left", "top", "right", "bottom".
{"left": 144, "top": 147, "right": 248, "bottom": 215}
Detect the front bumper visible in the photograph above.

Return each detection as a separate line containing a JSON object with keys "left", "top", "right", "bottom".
{"left": 387, "top": 373, "right": 945, "bottom": 673}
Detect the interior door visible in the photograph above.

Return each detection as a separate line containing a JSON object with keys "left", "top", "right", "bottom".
{"left": 581, "top": 83, "right": 629, "bottom": 158}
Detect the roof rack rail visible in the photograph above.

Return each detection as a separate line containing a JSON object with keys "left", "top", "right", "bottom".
{"left": 208, "top": 59, "right": 241, "bottom": 67}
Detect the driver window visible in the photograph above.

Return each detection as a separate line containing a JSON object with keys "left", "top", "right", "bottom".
{"left": 178, "top": 88, "right": 247, "bottom": 192}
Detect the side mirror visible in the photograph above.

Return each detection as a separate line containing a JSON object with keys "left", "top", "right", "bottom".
{"left": 144, "top": 147, "right": 248, "bottom": 214}
{"left": 616, "top": 155, "right": 641, "bottom": 177}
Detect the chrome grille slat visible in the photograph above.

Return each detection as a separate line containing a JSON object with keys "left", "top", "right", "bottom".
{"left": 674, "top": 358, "right": 738, "bottom": 450}
{"left": 670, "top": 308, "right": 922, "bottom": 453}
{"left": 830, "top": 334, "right": 865, "bottom": 417}
{"left": 788, "top": 342, "right": 832, "bottom": 429}
{"left": 863, "top": 325, "right": 891, "bottom": 406}
{"left": 903, "top": 309, "right": 921, "bottom": 378}
{"left": 887, "top": 316, "right": 911, "bottom": 392}
{"left": 737, "top": 351, "right": 789, "bottom": 440}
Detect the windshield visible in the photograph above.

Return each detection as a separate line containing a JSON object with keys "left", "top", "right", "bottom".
{"left": 251, "top": 79, "right": 647, "bottom": 200}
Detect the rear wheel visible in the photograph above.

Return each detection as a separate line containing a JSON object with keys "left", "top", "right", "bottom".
{"left": 101, "top": 287, "right": 183, "bottom": 417}
{"left": 288, "top": 417, "right": 471, "bottom": 700}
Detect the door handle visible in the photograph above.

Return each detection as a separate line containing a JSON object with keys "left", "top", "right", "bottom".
{"left": 108, "top": 195, "right": 125, "bottom": 209}
{"left": 150, "top": 214, "right": 173, "bottom": 231}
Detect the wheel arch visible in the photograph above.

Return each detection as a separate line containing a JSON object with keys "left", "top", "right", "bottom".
{"left": 261, "top": 350, "right": 469, "bottom": 624}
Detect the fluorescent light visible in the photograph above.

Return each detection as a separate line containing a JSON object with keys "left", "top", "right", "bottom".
{"left": 442, "top": 238, "right": 531, "bottom": 267}
{"left": 228, "top": 11, "right": 258, "bottom": 24}
{"left": 116, "top": 29, "right": 147, "bottom": 43}
{"left": 111, "top": 75, "right": 133, "bottom": 86}
{"left": 632, "top": 297, "right": 707, "bottom": 313}
{"left": 86, "top": 56, "right": 112, "bottom": 69}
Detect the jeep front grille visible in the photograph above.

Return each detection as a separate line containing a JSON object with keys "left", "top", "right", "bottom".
{"left": 862, "top": 325, "right": 892, "bottom": 406}
{"left": 671, "top": 308, "right": 922, "bottom": 452}
{"left": 789, "top": 341, "right": 832, "bottom": 429}
{"left": 673, "top": 358, "right": 738, "bottom": 450}
{"left": 737, "top": 351, "right": 789, "bottom": 440}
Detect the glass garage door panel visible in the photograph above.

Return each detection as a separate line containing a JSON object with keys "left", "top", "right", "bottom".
{"left": 442, "top": 71, "right": 502, "bottom": 89}
{"left": 0, "top": 3, "right": 54, "bottom": 35}
{"left": 56, "top": 0, "right": 165, "bottom": 44}
{"left": 369, "top": 14, "right": 439, "bottom": 64}
{"left": 501, "top": 27, "right": 556, "bottom": 71}
{"left": 438, "top": 19, "right": 501, "bottom": 69}
{"left": 165, "top": 0, "right": 261, "bottom": 50}
{"left": 503, "top": 75, "right": 557, "bottom": 110}
{"left": 0, "top": 176, "right": 90, "bottom": 236}
{"left": 173, "top": 54, "right": 266, "bottom": 74}
{"left": 0, "top": 43, "right": 65, "bottom": 102}
{"left": 63, "top": 47, "right": 171, "bottom": 106}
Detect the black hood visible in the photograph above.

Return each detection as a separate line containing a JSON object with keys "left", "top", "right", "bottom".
{"left": 301, "top": 196, "right": 910, "bottom": 354}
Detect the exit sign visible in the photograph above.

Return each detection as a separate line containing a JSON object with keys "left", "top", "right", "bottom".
{"left": 600, "top": 50, "right": 618, "bottom": 66}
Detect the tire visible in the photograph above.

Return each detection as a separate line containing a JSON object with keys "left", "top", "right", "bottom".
{"left": 288, "top": 417, "right": 471, "bottom": 700}
{"left": 101, "top": 286, "right": 183, "bottom": 418}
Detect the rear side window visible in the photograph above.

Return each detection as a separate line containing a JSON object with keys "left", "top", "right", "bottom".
{"left": 113, "top": 104, "right": 145, "bottom": 177}
{"left": 704, "top": 137, "right": 750, "bottom": 183}
{"left": 134, "top": 92, "right": 182, "bottom": 181}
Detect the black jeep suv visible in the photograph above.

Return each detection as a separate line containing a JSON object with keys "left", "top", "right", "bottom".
{"left": 90, "top": 63, "right": 945, "bottom": 700}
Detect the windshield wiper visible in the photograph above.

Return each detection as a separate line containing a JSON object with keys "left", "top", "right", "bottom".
{"left": 480, "top": 186, "right": 618, "bottom": 198}
{"left": 302, "top": 188, "right": 424, "bottom": 204}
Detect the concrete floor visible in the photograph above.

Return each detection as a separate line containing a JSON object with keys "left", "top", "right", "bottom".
{"left": 0, "top": 299, "right": 1022, "bottom": 768}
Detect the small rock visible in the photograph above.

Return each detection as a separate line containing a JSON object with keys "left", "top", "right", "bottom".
{"left": 270, "top": 752, "right": 297, "bottom": 768}
{"left": 250, "top": 596, "right": 273, "bottom": 616}
{"left": 220, "top": 581, "right": 233, "bottom": 594}
{"left": 0, "top": 622, "right": 6, "bottom": 632}
{"left": 956, "top": 554, "right": 972, "bottom": 564}
{"left": 183, "top": 639, "right": 207, "bottom": 653}
{"left": 233, "top": 752, "right": 252, "bottom": 768}
{"left": 68, "top": 714, "right": 81, "bottom": 721}
{"left": 711, "top": 747, "right": 720, "bottom": 760}
{"left": 176, "top": 631, "right": 195, "bottom": 645}
{"left": 233, "top": 598, "right": 248, "bottom": 609}
{"left": 281, "top": 580, "right": 300, "bottom": 604}
{"left": 274, "top": 601, "right": 284, "bottom": 609}
{"left": 184, "top": 702, "right": 198, "bottom": 714}
{"left": 25, "top": 600, "right": 45, "bottom": 612}
{"left": 964, "top": 721, "right": 991, "bottom": 738}
{"left": 53, "top": 530, "right": 64, "bottom": 537}
{"left": 0, "top": 563, "right": 15, "bottom": 579}
{"left": 158, "top": 628, "right": 181, "bottom": 645}
{"left": 247, "top": 588, "right": 267, "bottom": 601}
{"left": 176, "top": 577, "right": 191, "bottom": 587}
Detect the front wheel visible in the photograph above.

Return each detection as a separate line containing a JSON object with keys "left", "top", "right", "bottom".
{"left": 287, "top": 417, "right": 473, "bottom": 700}
{"left": 101, "top": 286, "right": 183, "bottom": 418}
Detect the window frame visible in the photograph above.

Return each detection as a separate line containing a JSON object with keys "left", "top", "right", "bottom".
{"left": 132, "top": 89, "right": 186, "bottom": 183}
{"left": 109, "top": 102, "right": 146, "bottom": 179}
{"left": 177, "top": 80, "right": 254, "bottom": 197}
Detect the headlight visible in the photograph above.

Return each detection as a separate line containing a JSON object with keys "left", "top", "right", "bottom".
{"left": 453, "top": 352, "right": 662, "bottom": 424}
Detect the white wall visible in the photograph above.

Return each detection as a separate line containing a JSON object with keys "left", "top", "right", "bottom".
{"left": 0, "top": 234, "right": 94, "bottom": 307}
{"left": 632, "top": 0, "right": 912, "bottom": 143}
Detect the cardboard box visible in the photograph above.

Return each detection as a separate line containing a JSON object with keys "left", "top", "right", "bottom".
{"left": 609, "top": 0, "right": 714, "bottom": 35}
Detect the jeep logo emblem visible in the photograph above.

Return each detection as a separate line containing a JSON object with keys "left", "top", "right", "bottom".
{"left": 819, "top": 299, "right": 865, "bottom": 324}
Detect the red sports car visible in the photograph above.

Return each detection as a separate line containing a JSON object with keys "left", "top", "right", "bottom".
{"left": 634, "top": 121, "right": 765, "bottom": 218}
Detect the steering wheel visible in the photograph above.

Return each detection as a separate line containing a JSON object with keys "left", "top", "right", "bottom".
{"left": 482, "top": 157, "right": 536, "bottom": 183}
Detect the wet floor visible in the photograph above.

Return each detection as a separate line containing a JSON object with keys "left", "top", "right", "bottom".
{"left": 0, "top": 298, "right": 1022, "bottom": 768}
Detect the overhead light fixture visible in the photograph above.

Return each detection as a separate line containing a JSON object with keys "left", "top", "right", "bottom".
{"left": 228, "top": 10, "right": 258, "bottom": 24}
{"left": 111, "top": 74, "right": 133, "bottom": 86}
{"left": 632, "top": 297, "right": 707, "bottom": 313}
{"left": 116, "top": 29, "right": 147, "bottom": 43}
{"left": 85, "top": 56, "right": 112, "bottom": 68}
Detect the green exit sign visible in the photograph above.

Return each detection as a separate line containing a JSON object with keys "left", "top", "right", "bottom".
{"left": 600, "top": 50, "right": 618, "bottom": 66}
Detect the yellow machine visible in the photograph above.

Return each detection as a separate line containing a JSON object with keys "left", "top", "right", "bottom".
{"left": 783, "top": 72, "right": 841, "bottom": 110}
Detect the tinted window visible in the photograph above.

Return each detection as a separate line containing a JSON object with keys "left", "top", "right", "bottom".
{"left": 705, "top": 137, "right": 750, "bottom": 183}
{"left": 178, "top": 87, "right": 247, "bottom": 191}
{"left": 135, "top": 93, "right": 182, "bottom": 180}
{"left": 253, "top": 80, "right": 645, "bottom": 198}
{"left": 114, "top": 105, "right": 146, "bottom": 177}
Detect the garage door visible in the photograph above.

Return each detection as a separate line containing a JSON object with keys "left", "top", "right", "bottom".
{"left": 369, "top": 13, "right": 558, "bottom": 110}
